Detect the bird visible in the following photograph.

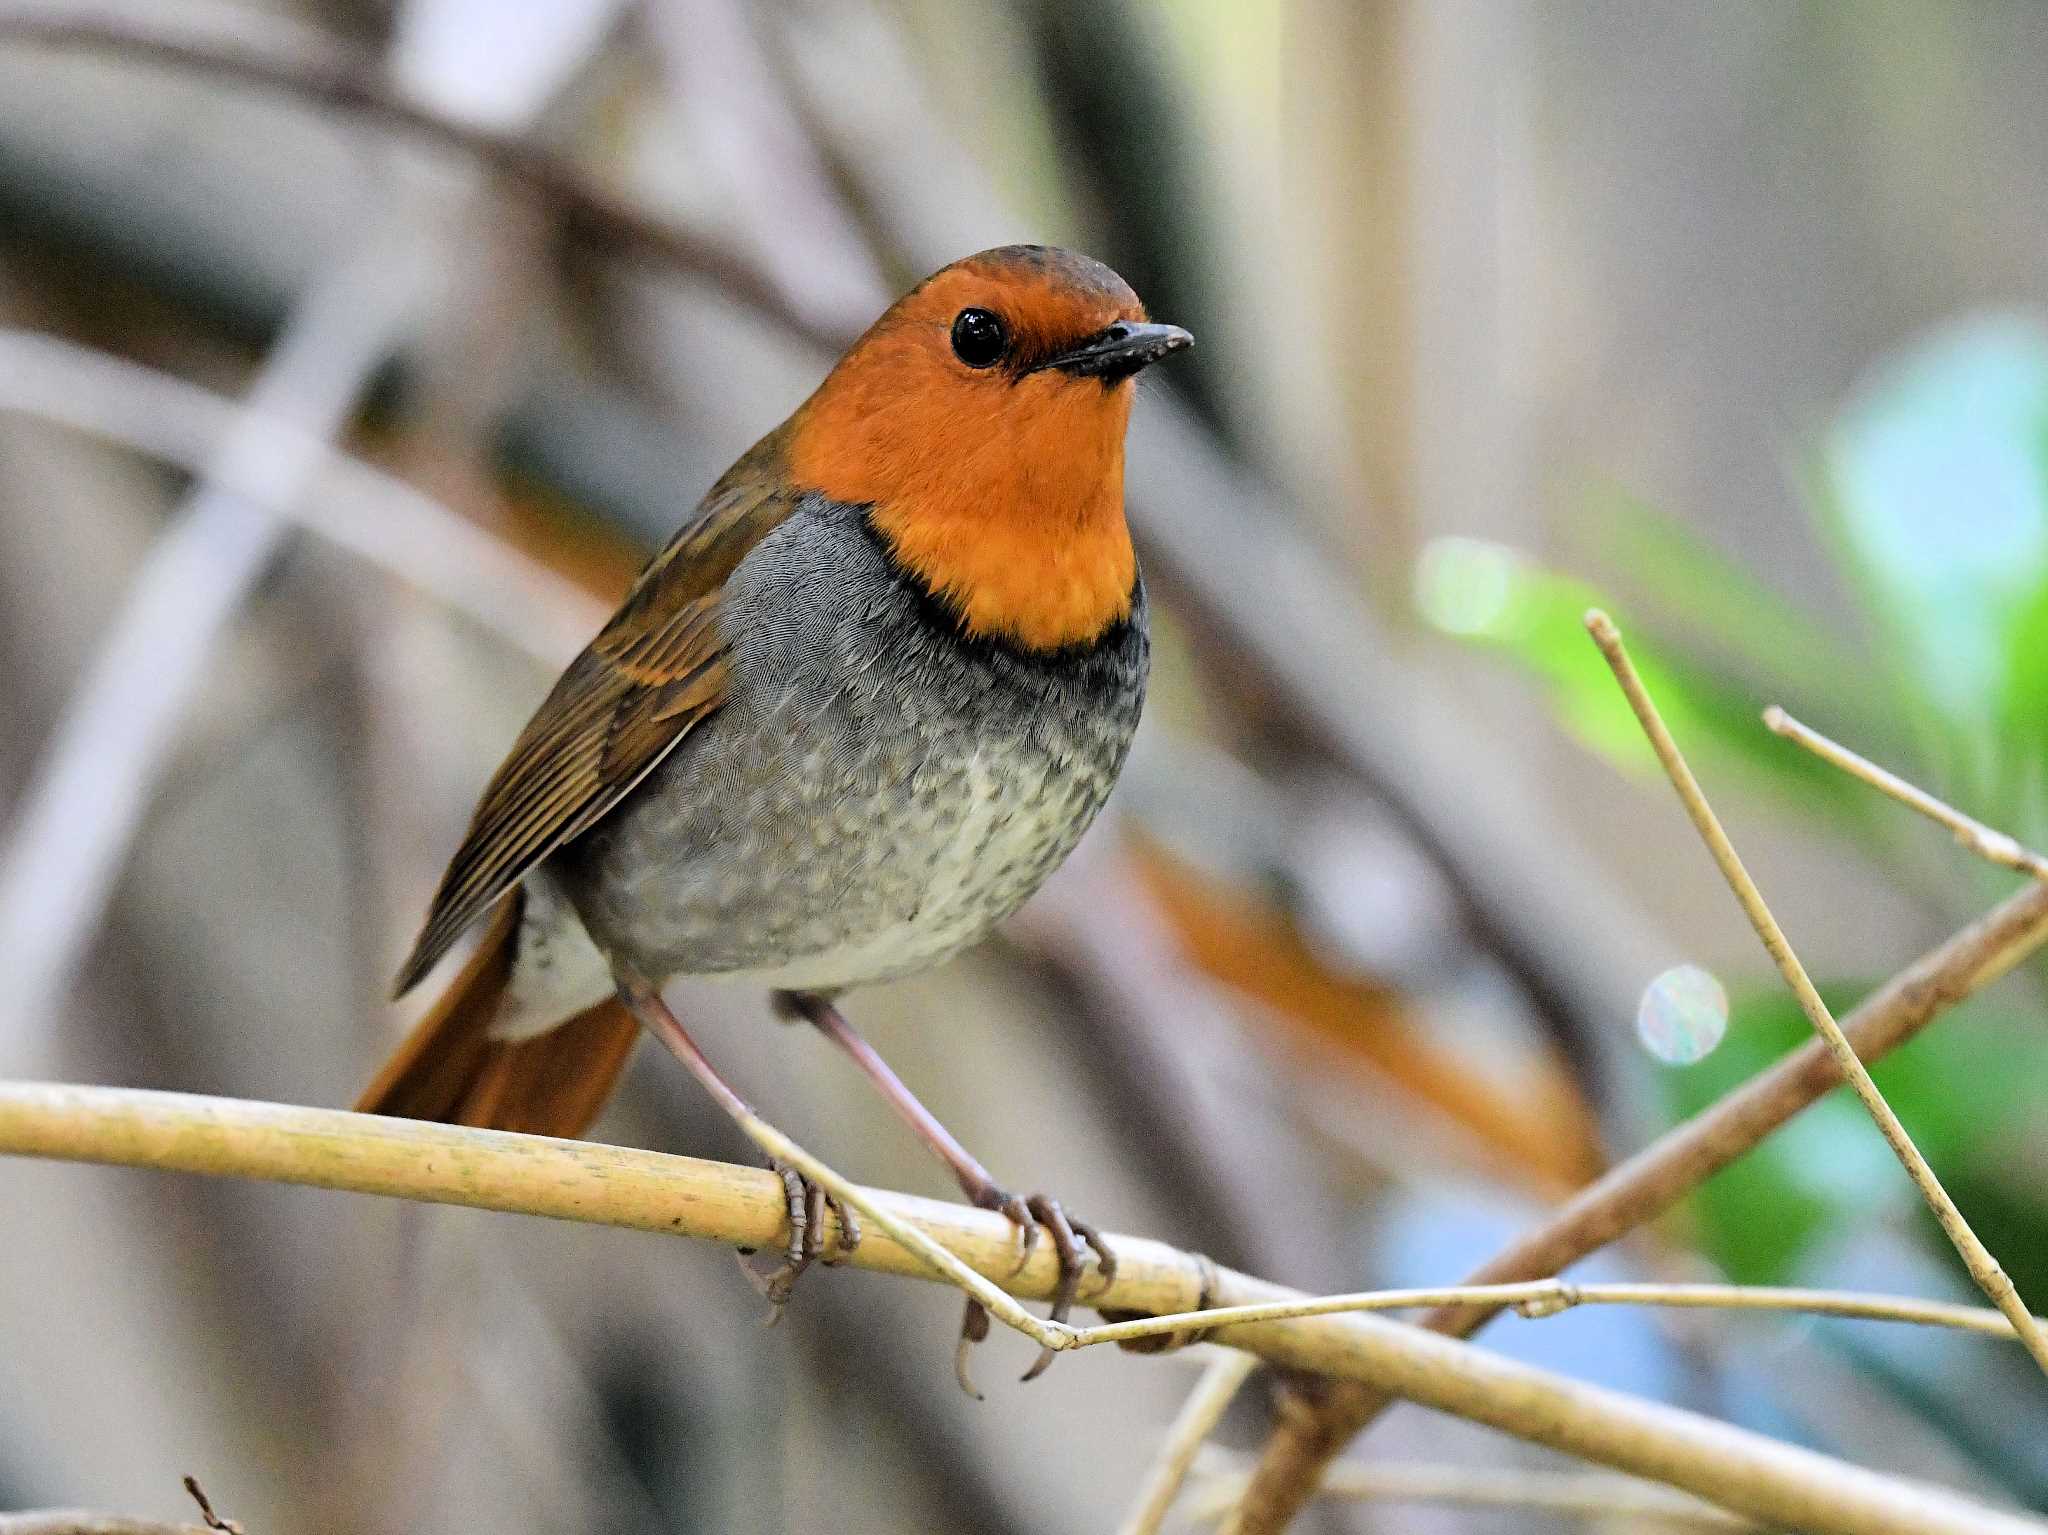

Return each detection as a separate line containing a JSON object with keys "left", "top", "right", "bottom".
{"left": 357, "top": 244, "right": 1191, "bottom": 1381}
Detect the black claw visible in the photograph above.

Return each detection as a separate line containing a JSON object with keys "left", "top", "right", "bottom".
{"left": 955, "top": 1298, "right": 990, "bottom": 1400}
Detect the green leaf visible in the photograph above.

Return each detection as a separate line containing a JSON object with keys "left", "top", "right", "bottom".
{"left": 1573, "top": 482, "right": 1874, "bottom": 723}
{"left": 1414, "top": 536, "right": 1865, "bottom": 816}
{"left": 1819, "top": 314, "right": 2048, "bottom": 731}
{"left": 1661, "top": 984, "right": 2048, "bottom": 1293}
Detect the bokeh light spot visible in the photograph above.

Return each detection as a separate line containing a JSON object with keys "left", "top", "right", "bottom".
{"left": 1415, "top": 536, "right": 1521, "bottom": 637}
{"left": 1636, "top": 964, "right": 1729, "bottom": 1065}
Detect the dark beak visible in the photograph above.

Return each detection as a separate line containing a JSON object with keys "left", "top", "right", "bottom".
{"left": 1035, "top": 321, "right": 1194, "bottom": 381}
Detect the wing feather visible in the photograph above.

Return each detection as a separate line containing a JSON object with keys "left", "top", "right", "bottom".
{"left": 393, "top": 432, "right": 797, "bottom": 995}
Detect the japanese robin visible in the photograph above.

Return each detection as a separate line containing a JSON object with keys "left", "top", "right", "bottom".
{"left": 359, "top": 244, "right": 1191, "bottom": 1379}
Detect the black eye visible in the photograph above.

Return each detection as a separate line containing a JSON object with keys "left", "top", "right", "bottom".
{"left": 950, "top": 307, "right": 1009, "bottom": 368}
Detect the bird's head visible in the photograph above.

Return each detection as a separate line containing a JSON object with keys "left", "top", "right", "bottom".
{"left": 788, "top": 245, "right": 1191, "bottom": 652}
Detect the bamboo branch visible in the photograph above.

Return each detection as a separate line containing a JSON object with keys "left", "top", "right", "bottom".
{"left": 1081, "top": 1278, "right": 2041, "bottom": 1349}
{"left": 1224, "top": 805, "right": 2048, "bottom": 1532}
{"left": 1765, "top": 707, "right": 2048, "bottom": 879}
{"left": 1116, "top": 1349, "right": 1260, "bottom": 1535}
{"left": 0, "top": 1518, "right": 211, "bottom": 1535}
{"left": 1587, "top": 610, "right": 2048, "bottom": 1376}
{"left": 1190, "top": 1460, "right": 1757, "bottom": 1529}
{"left": 1, "top": 1083, "right": 2044, "bottom": 1535}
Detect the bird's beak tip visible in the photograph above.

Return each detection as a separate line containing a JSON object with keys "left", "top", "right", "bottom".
{"left": 1041, "top": 320, "right": 1194, "bottom": 380}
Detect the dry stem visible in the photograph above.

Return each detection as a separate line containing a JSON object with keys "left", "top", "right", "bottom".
{"left": 1587, "top": 610, "right": 2048, "bottom": 1376}
{"left": 1082, "top": 1277, "right": 2039, "bottom": 1349}
{"left": 616, "top": 968, "right": 1062, "bottom": 1351}
{"left": 3, "top": 1082, "right": 2044, "bottom": 1535}
{"left": 1764, "top": 707, "right": 2048, "bottom": 878}
{"left": 1116, "top": 1349, "right": 1260, "bottom": 1535}
{"left": 1224, "top": 873, "right": 2048, "bottom": 1531}
{"left": 1191, "top": 1460, "right": 1756, "bottom": 1529}
{"left": 0, "top": 1519, "right": 213, "bottom": 1535}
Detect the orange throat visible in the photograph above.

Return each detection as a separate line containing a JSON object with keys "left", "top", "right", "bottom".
{"left": 789, "top": 372, "right": 1138, "bottom": 653}
{"left": 865, "top": 473, "right": 1135, "bottom": 652}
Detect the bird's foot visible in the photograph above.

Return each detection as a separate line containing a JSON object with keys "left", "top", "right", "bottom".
{"left": 956, "top": 1186, "right": 1116, "bottom": 1389}
{"left": 736, "top": 1160, "right": 861, "bottom": 1321}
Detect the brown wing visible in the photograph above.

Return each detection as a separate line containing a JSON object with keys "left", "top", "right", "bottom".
{"left": 393, "top": 430, "right": 798, "bottom": 996}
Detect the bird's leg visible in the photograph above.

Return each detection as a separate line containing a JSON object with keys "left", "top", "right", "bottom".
{"left": 616, "top": 968, "right": 858, "bottom": 1318}
{"left": 774, "top": 990, "right": 1115, "bottom": 1380}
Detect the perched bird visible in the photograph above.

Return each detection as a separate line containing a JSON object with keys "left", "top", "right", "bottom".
{"left": 359, "top": 244, "right": 1190, "bottom": 1376}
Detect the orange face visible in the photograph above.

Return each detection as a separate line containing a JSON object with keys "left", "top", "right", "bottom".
{"left": 788, "top": 246, "right": 1189, "bottom": 652}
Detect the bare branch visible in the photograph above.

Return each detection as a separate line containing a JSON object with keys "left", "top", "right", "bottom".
{"left": 1225, "top": 823, "right": 2048, "bottom": 1530}
{"left": 0, "top": 1082, "right": 2044, "bottom": 1535}
{"left": 178, "top": 1479, "right": 237, "bottom": 1535}
{"left": 1765, "top": 706, "right": 2048, "bottom": 878}
{"left": 0, "top": 1518, "right": 212, "bottom": 1535}
{"left": 1116, "top": 1349, "right": 1260, "bottom": 1535}
{"left": 1079, "top": 1278, "right": 2040, "bottom": 1351}
{"left": 0, "top": 1477, "right": 238, "bottom": 1535}
{"left": 1191, "top": 1460, "right": 1757, "bottom": 1529}
{"left": 1588, "top": 611, "right": 2048, "bottom": 1375}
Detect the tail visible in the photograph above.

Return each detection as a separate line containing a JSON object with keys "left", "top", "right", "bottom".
{"left": 357, "top": 891, "right": 641, "bottom": 1139}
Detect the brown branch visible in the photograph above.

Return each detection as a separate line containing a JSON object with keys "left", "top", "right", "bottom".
{"left": 2, "top": 1083, "right": 2043, "bottom": 1535}
{"left": 1192, "top": 1460, "right": 1758, "bottom": 1529}
{"left": 0, "top": 1518, "right": 211, "bottom": 1535}
{"left": 1224, "top": 871, "right": 2048, "bottom": 1530}
{"left": 0, "top": 9, "right": 842, "bottom": 351}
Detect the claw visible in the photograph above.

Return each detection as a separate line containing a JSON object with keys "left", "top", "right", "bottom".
{"left": 954, "top": 1298, "right": 991, "bottom": 1400}
{"left": 956, "top": 1187, "right": 1117, "bottom": 1386}
{"left": 737, "top": 1160, "right": 855, "bottom": 1321}
{"left": 1020, "top": 1194, "right": 1118, "bottom": 1381}
{"left": 975, "top": 1186, "right": 1040, "bottom": 1272}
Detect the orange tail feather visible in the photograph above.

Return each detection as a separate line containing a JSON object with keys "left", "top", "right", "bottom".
{"left": 357, "top": 892, "right": 640, "bottom": 1140}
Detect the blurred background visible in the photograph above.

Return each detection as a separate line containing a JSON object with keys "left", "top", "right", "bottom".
{"left": 3, "top": 1, "right": 2048, "bottom": 1530}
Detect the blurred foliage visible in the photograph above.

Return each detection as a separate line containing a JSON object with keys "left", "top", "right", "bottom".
{"left": 1421, "top": 310, "right": 2048, "bottom": 1331}
{"left": 1663, "top": 987, "right": 2048, "bottom": 1302}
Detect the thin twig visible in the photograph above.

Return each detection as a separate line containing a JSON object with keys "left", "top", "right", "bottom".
{"left": 177, "top": 1481, "right": 237, "bottom": 1535}
{"left": 615, "top": 970, "right": 1066, "bottom": 1354}
{"left": 1190, "top": 1459, "right": 1756, "bottom": 1529}
{"left": 1587, "top": 610, "right": 2048, "bottom": 1377}
{"left": 1224, "top": 815, "right": 2048, "bottom": 1531}
{"left": 1073, "top": 1278, "right": 2039, "bottom": 1350}
{"left": 1764, "top": 707, "right": 2048, "bottom": 878}
{"left": 1116, "top": 1349, "right": 1261, "bottom": 1535}
{"left": 2, "top": 1084, "right": 2043, "bottom": 1535}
